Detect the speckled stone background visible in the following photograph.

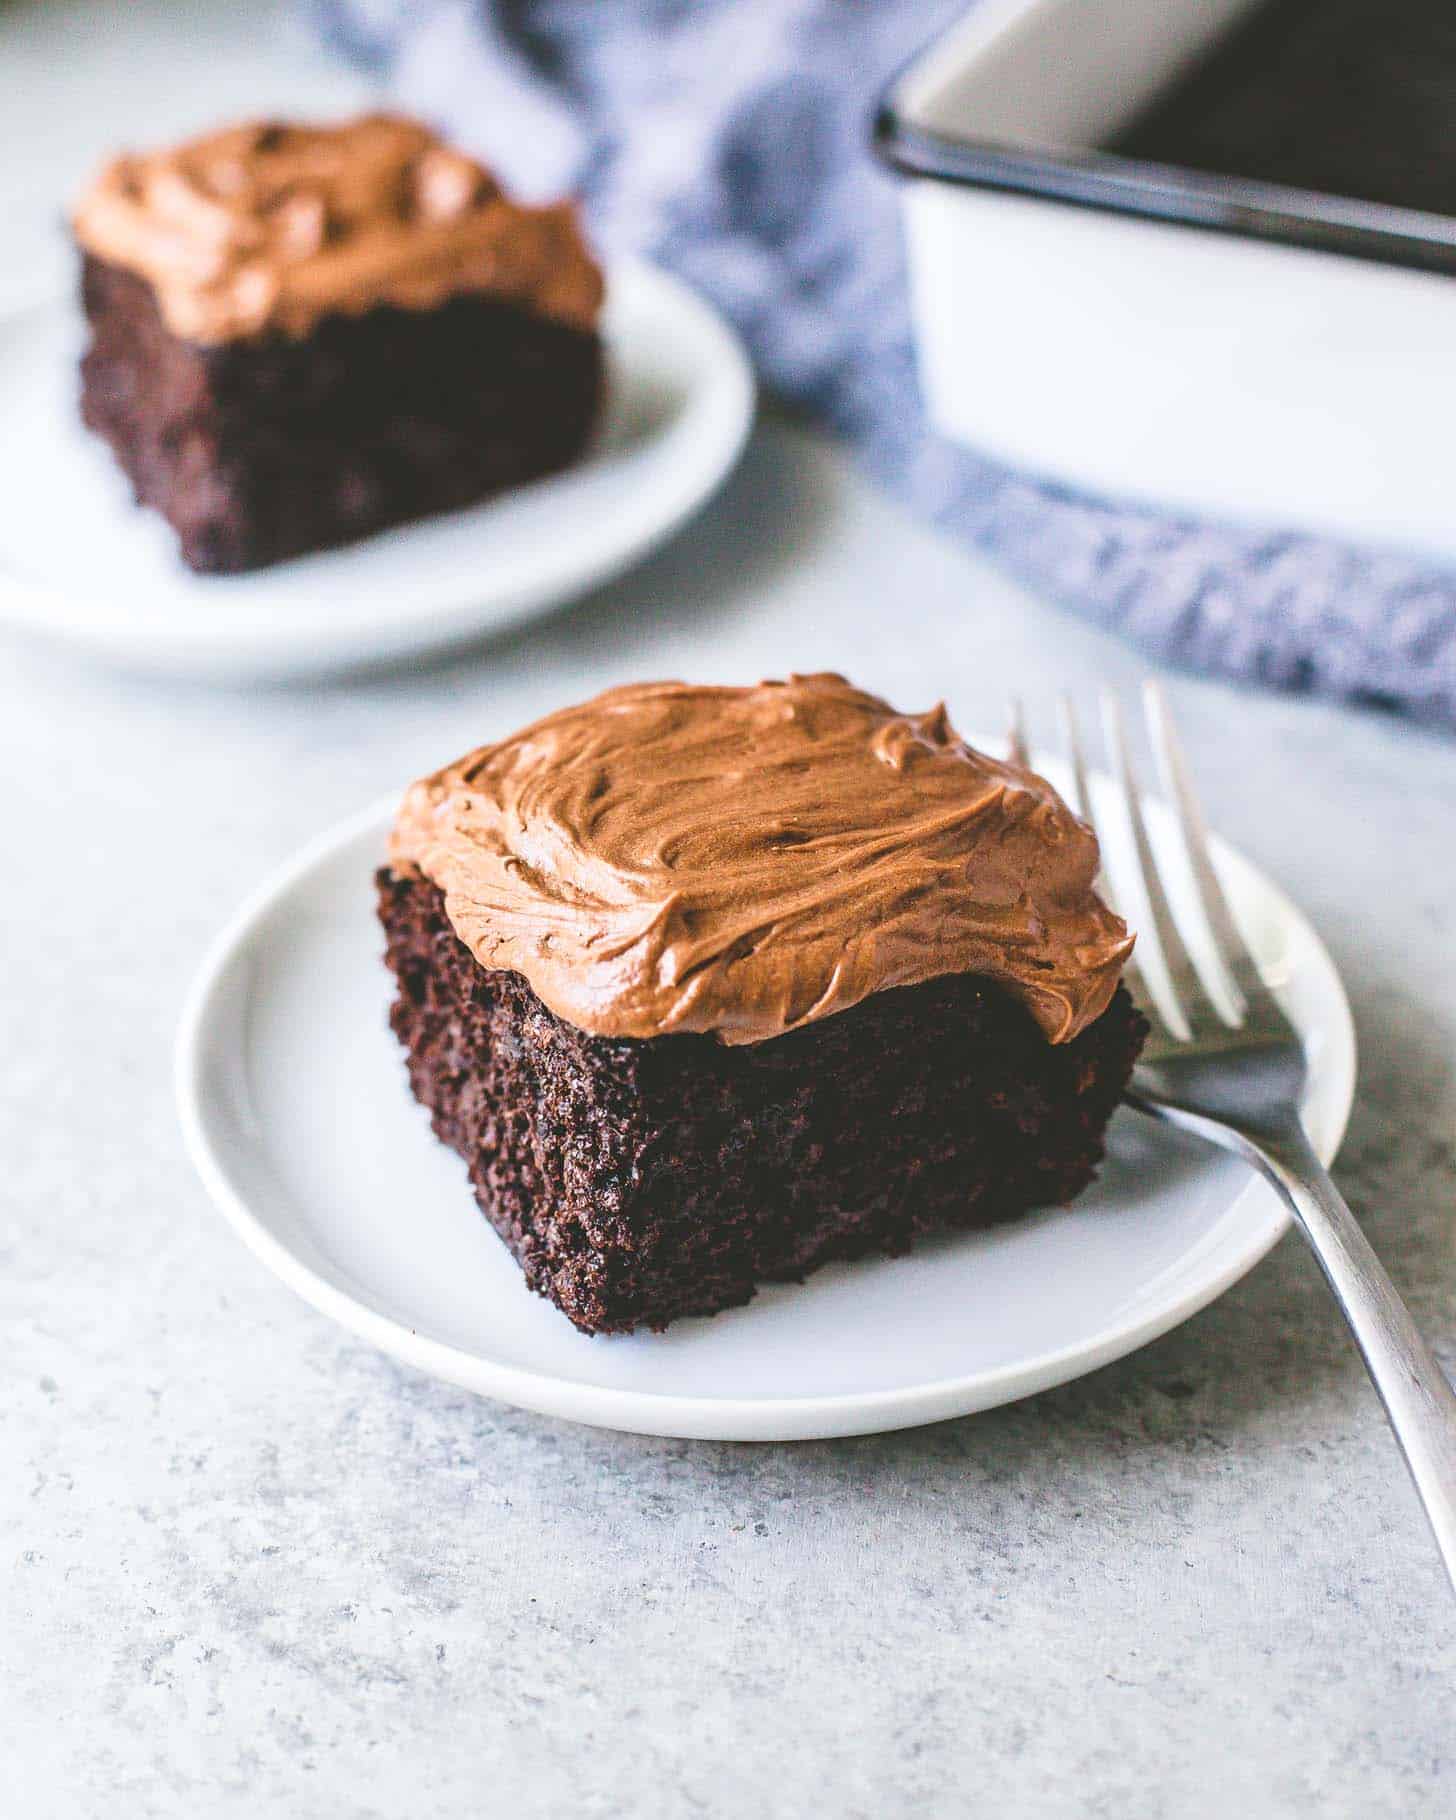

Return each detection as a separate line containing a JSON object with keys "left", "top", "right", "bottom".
{"left": 4, "top": 6, "right": 1456, "bottom": 1816}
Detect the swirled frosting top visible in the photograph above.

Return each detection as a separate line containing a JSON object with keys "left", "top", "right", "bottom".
{"left": 388, "top": 675, "right": 1134, "bottom": 1047}
{"left": 72, "top": 113, "right": 604, "bottom": 344}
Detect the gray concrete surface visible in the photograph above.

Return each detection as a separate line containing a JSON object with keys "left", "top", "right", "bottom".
{"left": 4, "top": 4, "right": 1455, "bottom": 1814}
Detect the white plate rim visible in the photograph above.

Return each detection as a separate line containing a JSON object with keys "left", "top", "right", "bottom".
{"left": 0, "top": 257, "right": 755, "bottom": 679}
{"left": 175, "top": 793, "right": 1357, "bottom": 1441}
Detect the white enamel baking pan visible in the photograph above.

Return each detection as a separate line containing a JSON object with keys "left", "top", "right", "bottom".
{"left": 876, "top": 0, "right": 1456, "bottom": 555}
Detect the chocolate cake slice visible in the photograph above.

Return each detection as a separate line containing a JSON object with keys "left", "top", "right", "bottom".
{"left": 71, "top": 115, "right": 605, "bottom": 574}
{"left": 378, "top": 674, "right": 1147, "bottom": 1336}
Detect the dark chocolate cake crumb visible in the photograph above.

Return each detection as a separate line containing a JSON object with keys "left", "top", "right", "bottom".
{"left": 78, "top": 255, "right": 604, "bottom": 574}
{"left": 377, "top": 868, "right": 1148, "bottom": 1336}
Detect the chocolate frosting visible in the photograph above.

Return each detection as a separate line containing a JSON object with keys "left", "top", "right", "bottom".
{"left": 388, "top": 675, "right": 1134, "bottom": 1048}
{"left": 72, "top": 113, "right": 604, "bottom": 344}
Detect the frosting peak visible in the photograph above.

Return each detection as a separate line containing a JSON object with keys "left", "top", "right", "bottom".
{"left": 389, "top": 675, "right": 1134, "bottom": 1046}
{"left": 72, "top": 113, "right": 604, "bottom": 343}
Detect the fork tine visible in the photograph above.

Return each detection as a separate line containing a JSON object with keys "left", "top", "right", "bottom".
{"left": 1100, "top": 689, "right": 1212, "bottom": 1041}
{"left": 1007, "top": 696, "right": 1030, "bottom": 768}
{"left": 1142, "top": 681, "right": 1270, "bottom": 1022}
{"left": 1056, "top": 694, "right": 1093, "bottom": 824}
{"left": 1060, "top": 692, "right": 1117, "bottom": 908}
{"left": 1059, "top": 694, "right": 1176, "bottom": 1049}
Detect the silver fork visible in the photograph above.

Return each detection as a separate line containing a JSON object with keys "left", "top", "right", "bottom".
{"left": 1010, "top": 684, "right": 1456, "bottom": 1592}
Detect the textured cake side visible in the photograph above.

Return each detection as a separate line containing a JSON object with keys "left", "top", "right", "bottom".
{"left": 78, "top": 254, "right": 605, "bottom": 574}
{"left": 378, "top": 869, "right": 1147, "bottom": 1335}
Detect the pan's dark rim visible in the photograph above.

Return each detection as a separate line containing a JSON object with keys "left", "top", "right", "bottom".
{"left": 872, "top": 44, "right": 1456, "bottom": 282}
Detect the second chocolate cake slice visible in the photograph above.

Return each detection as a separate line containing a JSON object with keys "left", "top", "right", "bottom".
{"left": 378, "top": 674, "right": 1146, "bottom": 1335}
{"left": 72, "top": 114, "right": 606, "bottom": 574}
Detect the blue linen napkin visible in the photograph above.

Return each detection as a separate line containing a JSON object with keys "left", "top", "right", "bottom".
{"left": 310, "top": 0, "right": 1456, "bottom": 727}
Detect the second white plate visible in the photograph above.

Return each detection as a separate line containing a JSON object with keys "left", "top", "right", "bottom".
{"left": 176, "top": 775, "right": 1356, "bottom": 1441}
{"left": 0, "top": 258, "right": 753, "bottom": 681}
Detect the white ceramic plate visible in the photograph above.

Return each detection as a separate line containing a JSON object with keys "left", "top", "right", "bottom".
{"left": 0, "top": 259, "right": 753, "bottom": 681}
{"left": 176, "top": 774, "right": 1356, "bottom": 1441}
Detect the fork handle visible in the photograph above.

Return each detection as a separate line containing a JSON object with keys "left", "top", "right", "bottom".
{"left": 1138, "top": 1100, "right": 1456, "bottom": 1593}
